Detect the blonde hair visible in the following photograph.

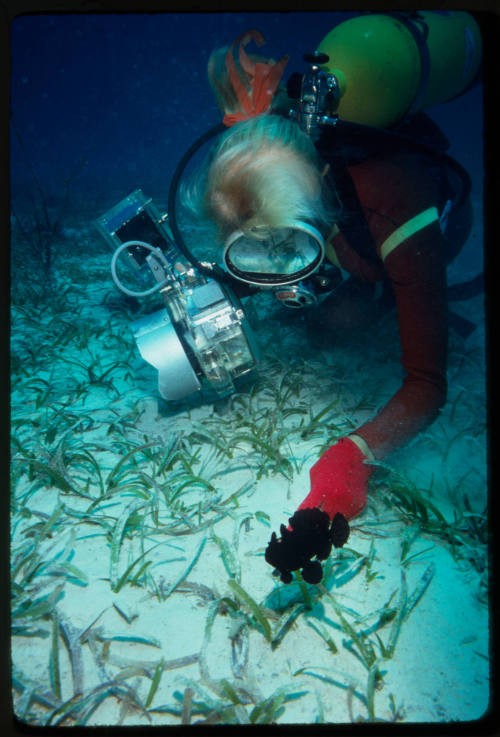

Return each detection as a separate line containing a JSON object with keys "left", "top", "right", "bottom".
{"left": 185, "top": 115, "right": 333, "bottom": 242}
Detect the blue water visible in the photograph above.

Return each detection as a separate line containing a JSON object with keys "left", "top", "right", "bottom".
{"left": 11, "top": 13, "right": 362, "bottom": 207}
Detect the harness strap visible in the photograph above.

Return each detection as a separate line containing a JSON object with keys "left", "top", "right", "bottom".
{"left": 326, "top": 155, "right": 381, "bottom": 266}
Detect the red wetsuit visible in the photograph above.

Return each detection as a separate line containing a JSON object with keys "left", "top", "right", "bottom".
{"left": 325, "top": 150, "right": 465, "bottom": 460}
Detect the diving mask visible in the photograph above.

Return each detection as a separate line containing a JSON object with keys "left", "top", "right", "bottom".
{"left": 222, "top": 220, "right": 325, "bottom": 286}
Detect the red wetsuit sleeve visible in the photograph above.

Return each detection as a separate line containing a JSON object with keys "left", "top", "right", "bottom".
{"left": 326, "top": 152, "right": 450, "bottom": 460}
{"left": 355, "top": 222, "right": 448, "bottom": 459}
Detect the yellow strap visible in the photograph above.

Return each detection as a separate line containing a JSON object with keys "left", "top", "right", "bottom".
{"left": 326, "top": 207, "right": 439, "bottom": 266}
{"left": 380, "top": 206, "right": 439, "bottom": 262}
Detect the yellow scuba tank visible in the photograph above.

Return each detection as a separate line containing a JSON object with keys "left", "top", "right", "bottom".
{"left": 316, "top": 11, "right": 482, "bottom": 128}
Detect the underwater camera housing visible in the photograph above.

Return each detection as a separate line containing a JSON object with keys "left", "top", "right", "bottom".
{"left": 95, "top": 189, "right": 259, "bottom": 403}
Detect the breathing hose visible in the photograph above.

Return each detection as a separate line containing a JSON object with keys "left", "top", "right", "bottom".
{"left": 166, "top": 122, "right": 235, "bottom": 285}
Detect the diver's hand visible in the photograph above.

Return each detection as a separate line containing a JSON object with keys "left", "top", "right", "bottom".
{"left": 298, "top": 438, "right": 372, "bottom": 520}
{"left": 298, "top": 436, "right": 372, "bottom": 521}
{"left": 264, "top": 438, "right": 371, "bottom": 584}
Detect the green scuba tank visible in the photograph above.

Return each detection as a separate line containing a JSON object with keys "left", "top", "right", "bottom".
{"left": 316, "top": 11, "right": 482, "bottom": 127}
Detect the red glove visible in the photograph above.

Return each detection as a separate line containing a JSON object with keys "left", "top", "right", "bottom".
{"left": 297, "top": 437, "right": 372, "bottom": 521}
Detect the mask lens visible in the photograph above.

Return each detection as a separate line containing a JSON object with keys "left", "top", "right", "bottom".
{"left": 224, "top": 222, "right": 324, "bottom": 285}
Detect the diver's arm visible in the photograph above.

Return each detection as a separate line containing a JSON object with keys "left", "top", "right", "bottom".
{"left": 354, "top": 222, "right": 448, "bottom": 460}
{"left": 265, "top": 160, "right": 451, "bottom": 586}
{"left": 264, "top": 226, "right": 449, "bottom": 584}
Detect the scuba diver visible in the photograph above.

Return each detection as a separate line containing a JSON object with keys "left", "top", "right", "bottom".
{"left": 179, "top": 14, "right": 483, "bottom": 583}
{"left": 97, "top": 12, "right": 482, "bottom": 584}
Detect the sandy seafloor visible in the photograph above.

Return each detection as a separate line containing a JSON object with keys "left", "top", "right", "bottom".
{"left": 9, "top": 181, "right": 491, "bottom": 729}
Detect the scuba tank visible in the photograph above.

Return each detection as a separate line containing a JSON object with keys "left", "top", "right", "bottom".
{"left": 316, "top": 11, "right": 482, "bottom": 127}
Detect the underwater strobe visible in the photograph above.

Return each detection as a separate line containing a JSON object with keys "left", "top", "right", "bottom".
{"left": 95, "top": 190, "right": 259, "bottom": 403}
